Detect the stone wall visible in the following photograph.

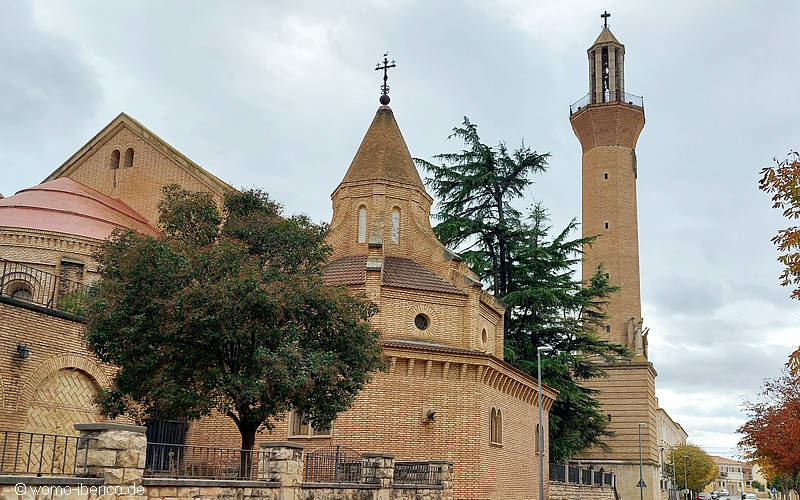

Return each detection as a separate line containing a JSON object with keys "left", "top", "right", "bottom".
{"left": 0, "top": 424, "right": 452, "bottom": 500}
{"left": 550, "top": 482, "right": 617, "bottom": 500}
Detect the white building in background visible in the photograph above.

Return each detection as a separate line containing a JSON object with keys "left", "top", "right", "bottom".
{"left": 657, "top": 408, "right": 688, "bottom": 498}
{"left": 709, "top": 456, "right": 746, "bottom": 495}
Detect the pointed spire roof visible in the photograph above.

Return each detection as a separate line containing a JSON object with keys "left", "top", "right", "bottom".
{"left": 339, "top": 105, "right": 425, "bottom": 189}
{"left": 591, "top": 27, "right": 623, "bottom": 48}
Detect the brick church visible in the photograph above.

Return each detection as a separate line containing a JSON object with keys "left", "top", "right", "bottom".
{"left": 0, "top": 17, "right": 684, "bottom": 500}
{"left": 0, "top": 85, "right": 557, "bottom": 499}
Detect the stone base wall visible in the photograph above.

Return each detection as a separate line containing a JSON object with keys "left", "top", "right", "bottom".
{"left": 550, "top": 483, "right": 617, "bottom": 500}
{"left": 0, "top": 424, "right": 452, "bottom": 500}
{"left": 0, "top": 481, "right": 449, "bottom": 500}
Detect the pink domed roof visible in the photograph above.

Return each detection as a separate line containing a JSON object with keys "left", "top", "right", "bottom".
{"left": 0, "top": 178, "right": 159, "bottom": 240}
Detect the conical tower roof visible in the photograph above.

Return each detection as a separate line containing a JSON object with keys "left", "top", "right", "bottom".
{"left": 339, "top": 105, "right": 425, "bottom": 189}
{"left": 591, "top": 27, "right": 623, "bottom": 48}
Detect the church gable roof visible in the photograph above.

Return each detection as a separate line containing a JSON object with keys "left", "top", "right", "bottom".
{"left": 323, "top": 255, "right": 466, "bottom": 295}
{"left": 338, "top": 106, "right": 425, "bottom": 189}
{"left": 44, "top": 112, "right": 233, "bottom": 196}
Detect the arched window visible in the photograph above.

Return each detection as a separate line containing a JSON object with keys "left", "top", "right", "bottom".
{"left": 357, "top": 206, "right": 367, "bottom": 243}
{"left": 11, "top": 285, "right": 32, "bottom": 302}
{"left": 391, "top": 207, "right": 400, "bottom": 244}
{"left": 490, "top": 407, "right": 502, "bottom": 444}
{"left": 6, "top": 279, "right": 34, "bottom": 302}
{"left": 123, "top": 148, "right": 134, "bottom": 168}
{"left": 110, "top": 149, "right": 120, "bottom": 169}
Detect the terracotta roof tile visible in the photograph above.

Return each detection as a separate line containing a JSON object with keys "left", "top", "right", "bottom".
{"left": 382, "top": 257, "right": 466, "bottom": 295}
{"left": 323, "top": 255, "right": 466, "bottom": 295}
{"left": 323, "top": 255, "right": 366, "bottom": 286}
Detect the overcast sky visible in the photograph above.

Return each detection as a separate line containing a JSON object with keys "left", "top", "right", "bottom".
{"left": 2, "top": 0, "right": 798, "bottom": 459}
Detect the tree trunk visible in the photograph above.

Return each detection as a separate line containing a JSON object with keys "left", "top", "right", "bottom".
{"left": 238, "top": 426, "right": 257, "bottom": 479}
{"left": 228, "top": 410, "right": 258, "bottom": 480}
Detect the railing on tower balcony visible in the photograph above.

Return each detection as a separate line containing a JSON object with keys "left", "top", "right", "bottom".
{"left": 569, "top": 90, "right": 644, "bottom": 115}
{"left": 0, "top": 259, "right": 89, "bottom": 316}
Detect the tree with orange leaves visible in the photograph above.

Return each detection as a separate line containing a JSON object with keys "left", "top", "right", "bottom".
{"left": 758, "top": 151, "right": 800, "bottom": 379}
{"left": 738, "top": 374, "right": 800, "bottom": 498}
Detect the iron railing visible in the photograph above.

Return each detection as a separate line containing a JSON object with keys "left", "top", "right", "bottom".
{"left": 144, "top": 442, "right": 267, "bottom": 480}
{"left": 569, "top": 91, "right": 644, "bottom": 114}
{"left": 394, "top": 461, "right": 445, "bottom": 486}
{"left": 0, "top": 259, "right": 88, "bottom": 315}
{"left": 550, "top": 463, "right": 615, "bottom": 488}
{"left": 303, "top": 445, "right": 363, "bottom": 483}
{"left": 0, "top": 430, "right": 93, "bottom": 476}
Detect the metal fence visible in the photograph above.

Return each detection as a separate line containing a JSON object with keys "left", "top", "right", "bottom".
{"left": 394, "top": 461, "right": 445, "bottom": 486}
{"left": 569, "top": 91, "right": 644, "bottom": 114}
{"left": 0, "top": 430, "right": 92, "bottom": 476}
{"left": 550, "top": 463, "right": 615, "bottom": 488}
{"left": 144, "top": 442, "right": 266, "bottom": 480}
{"left": 0, "top": 259, "right": 88, "bottom": 315}
{"left": 303, "top": 445, "right": 363, "bottom": 483}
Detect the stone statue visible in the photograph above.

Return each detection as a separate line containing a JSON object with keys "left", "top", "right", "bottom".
{"left": 627, "top": 317, "right": 648, "bottom": 360}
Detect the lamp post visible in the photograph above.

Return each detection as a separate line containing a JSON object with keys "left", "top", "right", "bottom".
{"left": 684, "top": 455, "right": 689, "bottom": 500}
{"left": 672, "top": 448, "right": 678, "bottom": 497}
{"left": 638, "top": 423, "right": 647, "bottom": 500}
{"left": 538, "top": 345, "right": 553, "bottom": 500}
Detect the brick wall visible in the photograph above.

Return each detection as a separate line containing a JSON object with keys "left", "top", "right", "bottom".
{"left": 0, "top": 300, "right": 113, "bottom": 435}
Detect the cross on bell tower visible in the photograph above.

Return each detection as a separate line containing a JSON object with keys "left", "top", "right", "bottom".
{"left": 375, "top": 53, "right": 396, "bottom": 105}
{"left": 601, "top": 10, "right": 611, "bottom": 28}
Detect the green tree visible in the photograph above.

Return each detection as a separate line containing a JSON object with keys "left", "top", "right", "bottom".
{"left": 665, "top": 444, "right": 717, "bottom": 492}
{"left": 85, "top": 186, "right": 384, "bottom": 474}
{"left": 416, "top": 118, "right": 629, "bottom": 462}
{"left": 503, "top": 205, "right": 627, "bottom": 461}
{"left": 751, "top": 479, "right": 762, "bottom": 491}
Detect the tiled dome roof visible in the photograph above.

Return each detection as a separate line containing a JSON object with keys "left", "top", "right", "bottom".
{"left": 0, "top": 178, "right": 159, "bottom": 240}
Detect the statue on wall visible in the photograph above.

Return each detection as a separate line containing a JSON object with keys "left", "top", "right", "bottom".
{"left": 626, "top": 317, "right": 649, "bottom": 360}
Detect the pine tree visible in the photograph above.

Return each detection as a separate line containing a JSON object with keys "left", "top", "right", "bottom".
{"left": 417, "top": 118, "right": 629, "bottom": 462}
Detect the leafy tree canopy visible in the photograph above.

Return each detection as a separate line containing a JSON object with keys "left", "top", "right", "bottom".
{"left": 86, "top": 186, "right": 384, "bottom": 454}
{"left": 739, "top": 374, "right": 800, "bottom": 497}
{"left": 416, "top": 117, "right": 629, "bottom": 462}
{"left": 664, "top": 444, "right": 717, "bottom": 492}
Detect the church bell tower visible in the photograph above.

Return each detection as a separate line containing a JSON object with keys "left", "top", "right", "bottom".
{"left": 570, "top": 13, "right": 647, "bottom": 359}
{"left": 570, "top": 14, "right": 661, "bottom": 500}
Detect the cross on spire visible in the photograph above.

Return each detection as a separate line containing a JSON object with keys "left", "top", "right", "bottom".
{"left": 601, "top": 11, "right": 611, "bottom": 29}
{"left": 375, "top": 52, "right": 396, "bottom": 105}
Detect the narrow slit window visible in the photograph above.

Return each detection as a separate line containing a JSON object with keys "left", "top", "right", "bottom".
{"left": 357, "top": 206, "right": 367, "bottom": 243}
{"left": 604, "top": 173, "right": 608, "bottom": 179}
{"left": 391, "top": 208, "right": 400, "bottom": 244}
{"left": 604, "top": 222, "right": 609, "bottom": 229}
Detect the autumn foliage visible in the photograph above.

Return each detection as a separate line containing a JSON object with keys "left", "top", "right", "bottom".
{"left": 738, "top": 375, "right": 800, "bottom": 495}
{"left": 758, "top": 151, "right": 800, "bottom": 381}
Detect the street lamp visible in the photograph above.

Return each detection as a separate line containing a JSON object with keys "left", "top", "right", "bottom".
{"left": 684, "top": 455, "right": 689, "bottom": 500}
{"left": 638, "top": 423, "right": 648, "bottom": 500}
{"left": 537, "top": 345, "right": 553, "bottom": 500}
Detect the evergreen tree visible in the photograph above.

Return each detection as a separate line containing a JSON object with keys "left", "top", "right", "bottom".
{"left": 417, "top": 118, "right": 629, "bottom": 462}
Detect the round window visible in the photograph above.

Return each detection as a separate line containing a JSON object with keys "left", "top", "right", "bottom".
{"left": 481, "top": 328, "right": 488, "bottom": 343}
{"left": 414, "top": 314, "right": 429, "bottom": 331}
